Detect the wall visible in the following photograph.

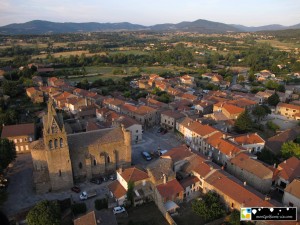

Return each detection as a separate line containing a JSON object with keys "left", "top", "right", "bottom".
{"left": 283, "top": 192, "right": 300, "bottom": 210}
{"left": 10, "top": 134, "right": 35, "bottom": 153}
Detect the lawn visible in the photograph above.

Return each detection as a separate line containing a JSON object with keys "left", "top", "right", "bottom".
{"left": 116, "top": 202, "right": 169, "bottom": 225}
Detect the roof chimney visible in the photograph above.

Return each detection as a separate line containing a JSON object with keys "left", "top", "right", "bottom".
{"left": 273, "top": 163, "right": 276, "bottom": 168}
{"left": 284, "top": 160, "right": 287, "bottom": 164}
{"left": 243, "top": 181, "right": 247, "bottom": 186}
{"left": 118, "top": 167, "right": 123, "bottom": 174}
{"left": 265, "top": 194, "right": 271, "bottom": 201}
{"left": 163, "top": 173, "right": 167, "bottom": 184}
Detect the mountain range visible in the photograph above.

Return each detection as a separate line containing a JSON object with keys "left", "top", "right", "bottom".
{"left": 0, "top": 19, "right": 299, "bottom": 35}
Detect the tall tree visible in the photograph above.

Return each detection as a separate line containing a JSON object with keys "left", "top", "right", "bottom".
{"left": 252, "top": 105, "right": 269, "bottom": 121}
{"left": 0, "top": 138, "right": 16, "bottom": 172}
{"left": 234, "top": 110, "right": 253, "bottom": 133}
{"left": 26, "top": 200, "right": 61, "bottom": 225}
{"left": 127, "top": 181, "right": 135, "bottom": 206}
{"left": 267, "top": 92, "right": 280, "bottom": 106}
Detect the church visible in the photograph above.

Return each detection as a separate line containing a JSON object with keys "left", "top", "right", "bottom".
{"left": 30, "top": 100, "right": 132, "bottom": 193}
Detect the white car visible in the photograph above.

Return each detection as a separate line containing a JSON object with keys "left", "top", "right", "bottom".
{"left": 113, "top": 206, "right": 126, "bottom": 214}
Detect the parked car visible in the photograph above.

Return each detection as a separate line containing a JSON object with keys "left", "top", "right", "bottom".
{"left": 109, "top": 174, "right": 116, "bottom": 180}
{"left": 141, "top": 151, "right": 152, "bottom": 161}
{"left": 79, "top": 190, "right": 97, "bottom": 200}
{"left": 71, "top": 186, "right": 81, "bottom": 193}
{"left": 90, "top": 178, "right": 102, "bottom": 185}
{"left": 157, "top": 127, "right": 163, "bottom": 133}
{"left": 113, "top": 206, "right": 126, "bottom": 214}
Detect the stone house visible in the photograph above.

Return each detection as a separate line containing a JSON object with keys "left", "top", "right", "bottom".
{"left": 160, "top": 110, "right": 185, "bottom": 131}
{"left": 112, "top": 116, "right": 143, "bottom": 142}
{"left": 108, "top": 167, "right": 152, "bottom": 206}
{"left": 282, "top": 178, "right": 300, "bottom": 209}
{"left": 228, "top": 133, "right": 265, "bottom": 153}
{"left": 1, "top": 123, "right": 36, "bottom": 153}
{"left": 276, "top": 102, "right": 300, "bottom": 120}
{"left": 26, "top": 87, "right": 44, "bottom": 103}
{"left": 103, "top": 98, "right": 126, "bottom": 113}
{"left": 227, "top": 153, "right": 273, "bottom": 194}
{"left": 65, "top": 97, "right": 87, "bottom": 112}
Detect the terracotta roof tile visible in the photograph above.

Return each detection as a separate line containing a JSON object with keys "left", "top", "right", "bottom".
{"left": 207, "top": 136, "right": 242, "bottom": 156}
{"left": 284, "top": 179, "right": 300, "bottom": 198}
{"left": 108, "top": 180, "right": 127, "bottom": 199}
{"left": 156, "top": 179, "right": 184, "bottom": 199}
{"left": 232, "top": 133, "right": 265, "bottom": 145}
{"left": 1, "top": 123, "right": 35, "bottom": 138}
{"left": 183, "top": 154, "right": 216, "bottom": 178}
{"left": 120, "top": 167, "right": 149, "bottom": 183}
{"left": 277, "top": 102, "right": 300, "bottom": 111}
{"left": 161, "top": 145, "right": 193, "bottom": 163}
{"left": 222, "top": 104, "right": 245, "bottom": 115}
{"left": 74, "top": 211, "right": 97, "bottom": 225}
{"left": 277, "top": 157, "right": 300, "bottom": 182}
{"left": 161, "top": 110, "right": 185, "bottom": 119}
{"left": 180, "top": 176, "right": 200, "bottom": 189}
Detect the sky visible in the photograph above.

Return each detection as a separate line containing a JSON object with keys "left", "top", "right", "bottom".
{"left": 0, "top": 0, "right": 300, "bottom": 27}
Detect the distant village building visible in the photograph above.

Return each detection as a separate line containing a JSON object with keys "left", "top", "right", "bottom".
{"left": 1, "top": 123, "right": 36, "bottom": 153}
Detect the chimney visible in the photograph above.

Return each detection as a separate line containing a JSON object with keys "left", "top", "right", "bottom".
{"left": 284, "top": 160, "right": 287, "bottom": 164}
{"left": 265, "top": 195, "right": 271, "bottom": 201}
{"left": 118, "top": 167, "right": 123, "bottom": 174}
{"left": 243, "top": 181, "right": 247, "bottom": 186}
{"left": 247, "top": 134, "right": 249, "bottom": 138}
{"left": 163, "top": 173, "right": 167, "bottom": 184}
{"left": 210, "top": 166, "right": 213, "bottom": 171}
{"left": 222, "top": 134, "right": 226, "bottom": 139}
{"left": 273, "top": 163, "right": 277, "bottom": 168}
{"left": 188, "top": 122, "right": 190, "bottom": 126}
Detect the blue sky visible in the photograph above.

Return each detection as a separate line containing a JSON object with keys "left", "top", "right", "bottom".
{"left": 0, "top": 0, "right": 299, "bottom": 26}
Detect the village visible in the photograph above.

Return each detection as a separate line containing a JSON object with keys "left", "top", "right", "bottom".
{"left": 1, "top": 61, "right": 300, "bottom": 225}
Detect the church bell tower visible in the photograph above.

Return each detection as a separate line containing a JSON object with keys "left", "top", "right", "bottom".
{"left": 43, "top": 100, "right": 73, "bottom": 191}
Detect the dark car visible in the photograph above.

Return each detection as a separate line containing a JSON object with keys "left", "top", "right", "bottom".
{"left": 90, "top": 178, "right": 102, "bottom": 185}
{"left": 157, "top": 127, "right": 163, "bottom": 133}
{"left": 71, "top": 186, "right": 81, "bottom": 193}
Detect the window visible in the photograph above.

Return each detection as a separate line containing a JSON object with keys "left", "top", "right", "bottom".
{"left": 60, "top": 138, "right": 63, "bottom": 147}
{"left": 14, "top": 139, "right": 17, "bottom": 143}
{"left": 54, "top": 139, "right": 58, "bottom": 148}
{"left": 49, "top": 140, "right": 53, "bottom": 149}
{"left": 136, "top": 130, "right": 138, "bottom": 133}
{"left": 289, "top": 202, "right": 294, "bottom": 207}
{"left": 25, "top": 145, "right": 29, "bottom": 150}
{"left": 165, "top": 119, "right": 167, "bottom": 122}
{"left": 59, "top": 170, "right": 61, "bottom": 177}
{"left": 107, "top": 155, "right": 111, "bottom": 163}
{"left": 29, "top": 137, "right": 32, "bottom": 142}
{"left": 19, "top": 139, "right": 22, "bottom": 143}
{"left": 93, "top": 159, "right": 97, "bottom": 166}
{"left": 16, "top": 146, "right": 19, "bottom": 151}
{"left": 20, "top": 146, "right": 24, "bottom": 151}
{"left": 79, "top": 162, "right": 82, "bottom": 169}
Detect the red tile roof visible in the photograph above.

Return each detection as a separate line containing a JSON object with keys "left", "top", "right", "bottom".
{"left": 180, "top": 176, "right": 200, "bottom": 189}
{"left": 284, "top": 179, "right": 300, "bottom": 198}
{"left": 1, "top": 123, "right": 35, "bottom": 138}
{"left": 207, "top": 136, "right": 242, "bottom": 156}
{"left": 223, "top": 104, "right": 245, "bottom": 115}
{"left": 232, "top": 133, "right": 265, "bottom": 145}
{"left": 206, "top": 170, "right": 275, "bottom": 208}
{"left": 183, "top": 154, "right": 217, "bottom": 177}
{"left": 277, "top": 102, "right": 300, "bottom": 111}
{"left": 108, "top": 180, "right": 127, "bottom": 199}
{"left": 156, "top": 179, "right": 184, "bottom": 199}
{"left": 74, "top": 211, "right": 97, "bottom": 225}
{"left": 277, "top": 157, "right": 300, "bottom": 182}
{"left": 120, "top": 167, "right": 149, "bottom": 183}
{"left": 161, "top": 145, "right": 193, "bottom": 163}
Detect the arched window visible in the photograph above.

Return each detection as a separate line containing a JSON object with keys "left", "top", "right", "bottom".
{"left": 93, "top": 159, "right": 97, "bottom": 166}
{"left": 60, "top": 138, "right": 63, "bottom": 148}
{"left": 54, "top": 139, "right": 58, "bottom": 148}
{"left": 79, "top": 162, "right": 82, "bottom": 169}
{"left": 58, "top": 170, "right": 61, "bottom": 177}
{"left": 107, "top": 155, "right": 111, "bottom": 163}
{"left": 49, "top": 140, "right": 53, "bottom": 149}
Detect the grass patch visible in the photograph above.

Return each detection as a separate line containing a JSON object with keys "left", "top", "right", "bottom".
{"left": 173, "top": 201, "right": 206, "bottom": 225}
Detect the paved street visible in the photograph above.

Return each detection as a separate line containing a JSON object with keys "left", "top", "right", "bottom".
{"left": 2, "top": 153, "right": 111, "bottom": 217}
{"left": 132, "top": 126, "right": 183, "bottom": 168}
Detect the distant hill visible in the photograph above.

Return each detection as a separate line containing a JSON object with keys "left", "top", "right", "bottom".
{"left": 0, "top": 19, "right": 299, "bottom": 35}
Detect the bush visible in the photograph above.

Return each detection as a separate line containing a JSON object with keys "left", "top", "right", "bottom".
{"left": 71, "top": 203, "right": 87, "bottom": 216}
{"left": 94, "top": 198, "right": 108, "bottom": 210}
{"left": 266, "top": 121, "right": 280, "bottom": 131}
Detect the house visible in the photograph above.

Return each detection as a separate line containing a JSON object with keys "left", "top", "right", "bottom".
{"left": 201, "top": 73, "right": 223, "bottom": 83}
{"left": 161, "top": 145, "right": 193, "bottom": 172}
{"left": 282, "top": 178, "right": 300, "bottom": 209}
{"left": 180, "top": 75, "right": 194, "bottom": 86}
{"left": 1, "top": 123, "right": 35, "bottom": 153}
{"left": 155, "top": 179, "right": 184, "bottom": 204}
{"left": 179, "top": 176, "right": 201, "bottom": 199}
{"left": 204, "top": 170, "right": 276, "bottom": 210}
{"left": 52, "top": 91, "right": 76, "bottom": 109}
{"left": 112, "top": 115, "right": 143, "bottom": 142}
{"left": 175, "top": 93, "right": 197, "bottom": 102}
{"left": 160, "top": 110, "right": 185, "bottom": 131}
{"left": 227, "top": 98, "right": 257, "bottom": 110}
{"left": 193, "top": 100, "right": 214, "bottom": 115}
{"left": 26, "top": 87, "right": 44, "bottom": 103}
{"left": 32, "top": 76, "right": 43, "bottom": 86}
{"left": 227, "top": 152, "right": 273, "bottom": 194}
{"left": 273, "top": 157, "right": 300, "bottom": 192}
{"left": 74, "top": 211, "right": 97, "bottom": 225}
{"left": 103, "top": 98, "right": 126, "bottom": 113}
{"left": 205, "top": 134, "right": 243, "bottom": 165}
{"left": 255, "top": 91, "right": 273, "bottom": 104}
{"left": 265, "top": 127, "right": 300, "bottom": 155}
{"left": 65, "top": 97, "right": 87, "bottom": 112}
{"left": 228, "top": 133, "right": 265, "bottom": 153}
{"left": 147, "top": 158, "right": 176, "bottom": 186}
{"left": 108, "top": 167, "right": 152, "bottom": 206}
{"left": 213, "top": 103, "right": 245, "bottom": 120}
{"left": 276, "top": 102, "right": 300, "bottom": 120}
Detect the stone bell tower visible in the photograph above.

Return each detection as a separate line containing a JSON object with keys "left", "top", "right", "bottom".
{"left": 43, "top": 99, "right": 73, "bottom": 191}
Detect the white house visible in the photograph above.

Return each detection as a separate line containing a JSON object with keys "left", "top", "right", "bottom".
{"left": 283, "top": 179, "right": 300, "bottom": 210}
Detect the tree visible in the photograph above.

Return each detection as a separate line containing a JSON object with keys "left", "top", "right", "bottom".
{"left": 192, "top": 191, "right": 225, "bottom": 222}
{"left": 229, "top": 210, "right": 240, "bottom": 225}
{"left": 267, "top": 92, "right": 280, "bottom": 106}
{"left": 252, "top": 105, "right": 268, "bottom": 121}
{"left": 266, "top": 121, "right": 280, "bottom": 132}
{"left": 127, "top": 181, "right": 135, "bottom": 206}
{"left": 237, "top": 75, "right": 245, "bottom": 83}
{"left": 234, "top": 110, "right": 253, "bottom": 133}
{"left": 26, "top": 200, "right": 61, "bottom": 225}
{"left": 281, "top": 141, "right": 300, "bottom": 158}
{"left": 0, "top": 138, "right": 16, "bottom": 172}
{"left": 248, "top": 72, "right": 256, "bottom": 82}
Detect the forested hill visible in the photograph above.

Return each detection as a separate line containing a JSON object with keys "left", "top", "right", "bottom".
{"left": 0, "top": 19, "right": 299, "bottom": 35}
